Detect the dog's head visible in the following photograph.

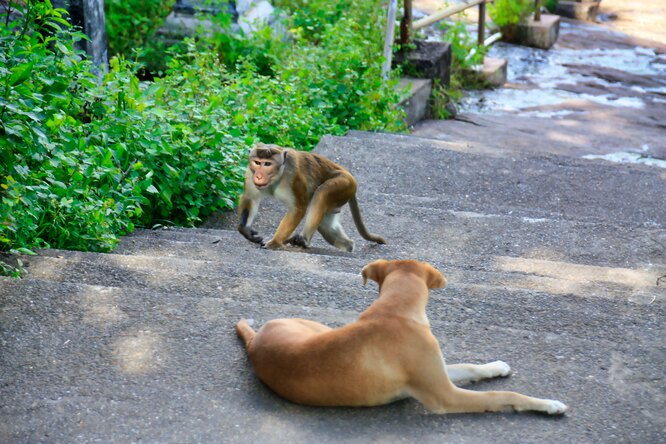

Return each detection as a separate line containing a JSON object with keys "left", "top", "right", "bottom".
{"left": 361, "top": 260, "right": 446, "bottom": 289}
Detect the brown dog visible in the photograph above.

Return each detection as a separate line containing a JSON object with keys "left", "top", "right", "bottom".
{"left": 236, "top": 259, "right": 568, "bottom": 415}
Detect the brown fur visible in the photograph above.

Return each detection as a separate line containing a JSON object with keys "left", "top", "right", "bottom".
{"left": 236, "top": 260, "right": 568, "bottom": 415}
{"left": 237, "top": 143, "right": 385, "bottom": 251}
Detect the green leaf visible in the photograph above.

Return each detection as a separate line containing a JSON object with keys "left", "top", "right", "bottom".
{"left": 13, "top": 248, "right": 37, "bottom": 256}
{"left": 9, "top": 61, "right": 35, "bottom": 87}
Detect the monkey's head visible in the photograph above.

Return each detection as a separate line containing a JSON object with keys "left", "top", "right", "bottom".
{"left": 362, "top": 259, "right": 446, "bottom": 290}
{"left": 248, "top": 143, "right": 288, "bottom": 189}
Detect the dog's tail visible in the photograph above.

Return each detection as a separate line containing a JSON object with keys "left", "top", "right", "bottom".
{"left": 236, "top": 318, "right": 256, "bottom": 349}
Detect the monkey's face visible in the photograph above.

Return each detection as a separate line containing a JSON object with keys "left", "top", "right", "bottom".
{"left": 248, "top": 144, "right": 288, "bottom": 189}
{"left": 250, "top": 157, "right": 279, "bottom": 189}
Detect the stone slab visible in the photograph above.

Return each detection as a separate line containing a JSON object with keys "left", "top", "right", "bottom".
{"left": 476, "top": 56, "right": 507, "bottom": 87}
{"left": 393, "top": 40, "right": 452, "bottom": 86}
{"left": 556, "top": 1, "right": 601, "bottom": 21}
{"left": 397, "top": 77, "right": 432, "bottom": 126}
{"left": 516, "top": 14, "right": 561, "bottom": 49}
{"left": 464, "top": 56, "right": 508, "bottom": 88}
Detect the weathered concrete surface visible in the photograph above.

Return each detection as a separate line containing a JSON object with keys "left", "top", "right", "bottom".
{"left": 1, "top": 128, "right": 664, "bottom": 442}
{"left": 394, "top": 40, "right": 452, "bottom": 86}
{"left": 414, "top": 16, "right": 666, "bottom": 165}
{"left": 514, "top": 14, "right": 561, "bottom": 50}
{"left": 2, "top": 8, "right": 666, "bottom": 444}
{"left": 397, "top": 77, "right": 433, "bottom": 127}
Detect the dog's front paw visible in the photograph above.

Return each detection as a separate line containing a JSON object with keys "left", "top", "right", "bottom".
{"left": 544, "top": 400, "right": 568, "bottom": 415}
{"left": 485, "top": 360, "right": 511, "bottom": 378}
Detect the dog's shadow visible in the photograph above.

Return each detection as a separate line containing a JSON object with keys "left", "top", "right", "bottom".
{"left": 243, "top": 372, "right": 568, "bottom": 440}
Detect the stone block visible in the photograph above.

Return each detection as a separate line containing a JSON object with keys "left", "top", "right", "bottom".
{"left": 479, "top": 57, "right": 508, "bottom": 87}
{"left": 155, "top": 0, "right": 286, "bottom": 46}
{"left": 238, "top": 0, "right": 275, "bottom": 34}
{"left": 462, "top": 57, "right": 507, "bottom": 88}
{"left": 393, "top": 41, "right": 452, "bottom": 86}
{"left": 516, "top": 14, "right": 561, "bottom": 49}
{"left": 396, "top": 77, "right": 432, "bottom": 127}
{"left": 555, "top": 1, "right": 601, "bottom": 21}
{"left": 156, "top": 12, "right": 219, "bottom": 43}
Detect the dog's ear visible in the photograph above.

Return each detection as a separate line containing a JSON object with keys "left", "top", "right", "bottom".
{"left": 362, "top": 260, "right": 388, "bottom": 286}
{"left": 424, "top": 263, "right": 447, "bottom": 289}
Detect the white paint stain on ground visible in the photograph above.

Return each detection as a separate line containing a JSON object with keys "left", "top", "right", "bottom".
{"left": 583, "top": 144, "right": 666, "bottom": 168}
{"left": 583, "top": 151, "right": 666, "bottom": 168}
{"left": 522, "top": 217, "right": 549, "bottom": 223}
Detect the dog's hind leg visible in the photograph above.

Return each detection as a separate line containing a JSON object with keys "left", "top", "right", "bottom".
{"left": 446, "top": 361, "right": 511, "bottom": 385}
{"left": 409, "top": 353, "right": 567, "bottom": 415}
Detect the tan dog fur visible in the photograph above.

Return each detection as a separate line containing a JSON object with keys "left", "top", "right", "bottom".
{"left": 236, "top": 259, "right": 568, "bottom": 415}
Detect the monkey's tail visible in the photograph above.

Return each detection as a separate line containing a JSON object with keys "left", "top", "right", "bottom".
{"left": 348, "top": 196, "right": 387, "bottom": 245}
{"left": 236, "top": 319, "right": 256, "bottom": 349}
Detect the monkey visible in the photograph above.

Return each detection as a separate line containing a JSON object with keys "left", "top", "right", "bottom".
{"left": 237, "top": 143, "right": 386, "bottom": 252}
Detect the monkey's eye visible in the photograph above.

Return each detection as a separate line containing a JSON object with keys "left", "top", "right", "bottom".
{"left": 264, "top": 162, "right": 272, "bottom": 167}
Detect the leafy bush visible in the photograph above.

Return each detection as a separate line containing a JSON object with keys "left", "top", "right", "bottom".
{"left": 105, "top": 0, "right": 175, "bottom": 58}
{"left": 440, "top": 21, "right": 487, "bottom": 70}
{"left": 1, "top": 0, "right": 403, "bottom": 272}
{"left": 209, "top": 0, "right": 402, "bottom": 132}
{"left": 488, "top": 0, "right": 535, "bottom": 28}
{"left": 544, "top": 0, "right": 558, "bottom": 13}
{"left": 1, "top": 3, "right": 246, "bottom": 254}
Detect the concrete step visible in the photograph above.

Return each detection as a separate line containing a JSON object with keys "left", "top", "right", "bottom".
{"left": 107, "top": 228, "right": 665, "bottom": 301}
{"left": 181, "top": 193, "right": 665, "bottom": 271}
{"left": 18, "top": 251, "right": 664, "bottom": 340}
{"left": 314, "top": 132, "right": 665, "bottom": 228}
{"left": 25, "top": 223, "right": 660, "bottom": 304}
{"left": 3, "top": 128, "right": 665, "bottom": 443}
{"left": 397, "top": 77, "right": 432, "bottom": 127}
{"left": 1, "top": 275, "right": 660, "bottom": 365}
{"left": 1, "top": 276, "right": 663, "bottom": 441}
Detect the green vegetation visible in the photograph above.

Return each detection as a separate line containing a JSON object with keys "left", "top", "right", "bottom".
{"left": 488, "top": 0, "right": 535, "bottom": 28}
{"left": 105, "top": 0, "right": 175, "bottom": 59}
{"left": 544, "top": 0, "right": 559, "bottom": 13}
{"left": 0, "top": 0, "right": 403, "bottom": 274}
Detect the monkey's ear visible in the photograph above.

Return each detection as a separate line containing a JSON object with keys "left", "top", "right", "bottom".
{"left": 281, "top": 149, "right": 289, "bottom": 163}
{"left": 425, "top": 263, "right": 447, "bottom": 289}
{"left": 361, "top": 260, "right": 387, "bottom": 286}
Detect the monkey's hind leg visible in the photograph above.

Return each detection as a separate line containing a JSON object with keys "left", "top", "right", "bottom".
{"left": 291, "top": 174, "right": 355, "bottom": 250}
{"left": 318, "top": 212, "right": 354, "bottom": 252}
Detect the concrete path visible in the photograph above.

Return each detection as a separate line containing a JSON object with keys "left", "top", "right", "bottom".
{"left": 2, "top": 15, "right": 666, "bottom": 444}
{"left": 413, "top": 9, "right": 666, "bottom": 165}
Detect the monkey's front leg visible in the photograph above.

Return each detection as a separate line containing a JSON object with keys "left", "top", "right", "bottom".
{"left": 265, "top": 207, "right": 306, "bottom": 249}
{"left": 238, "top": 196, "right": 264, "bottom": 245}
